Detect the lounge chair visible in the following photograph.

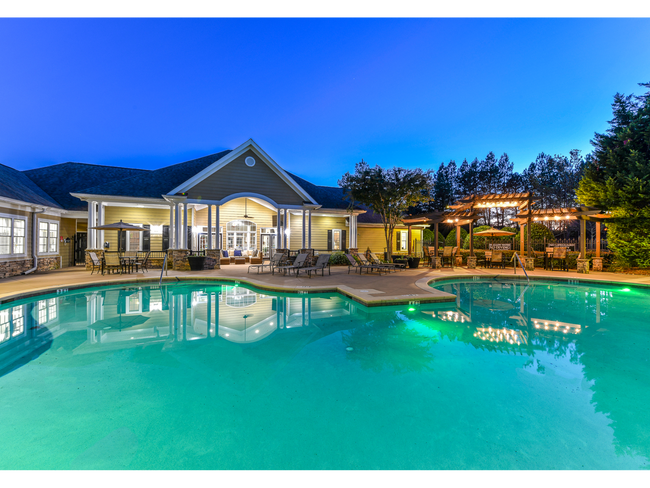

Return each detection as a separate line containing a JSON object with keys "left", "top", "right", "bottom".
{"left": 358, "top": 253, "right": 396, "bottom": 273}
{"left": 369, "top": 252, "right": 404, "bottom": 271}
{"left": 275, "top": 253, "right": 309, "bottom": 276}
{"left": 297, "top": 254, "right": 331, "bottom": 277}
{"left": 89, "top": 252, "right": 103, "bottom": 275}
{"left": 249, "top": 252, "right": 283, "bottom": 274}
{"left": 346, "top": 254, "right": 385, "bottom": 274}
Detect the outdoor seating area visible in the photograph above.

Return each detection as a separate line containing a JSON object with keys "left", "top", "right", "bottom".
{"left": 90, "top": 251, "right": 151, "bottom": 275}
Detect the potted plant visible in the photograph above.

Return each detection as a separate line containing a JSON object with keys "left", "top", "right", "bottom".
{"left": 187, "top": 254, "right": 206, "bottom": 271}
{"left": 393, "top": 255, "right": 408, "bottom": 266}
{"left": 407, "top": 255, "right": 421, "bottom": 268}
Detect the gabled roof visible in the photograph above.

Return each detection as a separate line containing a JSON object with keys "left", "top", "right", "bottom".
{"left": 0, "top": 164, "right": 61, "bottom": 208}
{"left": 24, "top": 162, "right": 152, "bottom": 211}
{"left": 73, "top": 150, "right": 232, "bottom": 201}
{"left": 286, "top": 172, "right": 351, "bottom": 210}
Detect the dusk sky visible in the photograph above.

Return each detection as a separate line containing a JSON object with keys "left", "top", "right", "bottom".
{"left": 1, "top": 18, "right": 649, "bottom": 186}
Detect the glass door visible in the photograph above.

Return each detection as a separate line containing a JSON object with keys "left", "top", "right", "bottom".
{"left": 261, "top": 234, "right": 276, "bottom": 258}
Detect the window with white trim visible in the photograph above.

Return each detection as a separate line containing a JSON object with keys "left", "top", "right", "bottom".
{"left": 400, "top": 231, "right": 408, "bottom": 251}
{"left": 38, "top": 220, "right": 59, "bottom": 254}
{"left": 332, "top": 229, "right": 342, "bottom": 251}
{"left": 0, "top": 215, "right": 27, "bottom": 256}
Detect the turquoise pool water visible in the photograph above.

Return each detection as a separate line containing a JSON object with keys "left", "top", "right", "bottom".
{"left": 0, "top": 279, "right": 649, "bottom": 469}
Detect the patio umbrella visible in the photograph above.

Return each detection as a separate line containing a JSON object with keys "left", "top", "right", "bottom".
{"left": 91, "top": 220, "right": 146, "bottom": 252}
{"left": 473, "top": 227, "right": 515, "bottom": 250}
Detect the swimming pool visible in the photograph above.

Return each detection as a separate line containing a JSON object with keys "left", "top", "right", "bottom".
{"left": 1, "top": 279, "right": 648, "bottom": 469}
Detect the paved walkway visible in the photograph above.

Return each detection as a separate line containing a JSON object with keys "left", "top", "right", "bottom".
{"left": 1, "top": 263, "right": 649, "bottom": 306}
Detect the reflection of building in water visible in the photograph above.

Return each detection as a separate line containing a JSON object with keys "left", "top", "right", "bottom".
{"left": 58, "top": 284, "right": 362, "bottom": 351}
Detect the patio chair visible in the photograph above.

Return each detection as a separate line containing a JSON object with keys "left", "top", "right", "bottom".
{"left": 249, "top": 252, "right": 283, "bottom": 274}
{"left": 220, "top": 249, "right": 231, "bottom": 266}
{"left": 477, "top": 250, "right": 492, "bottom": 268}
{"left": 249, "top": 249, "right": 263, "bottom": 264}
{"left": 424, "top": 246, "right": 437, "bottom": 267}
{"left": 89, "top": 252, "right": 103, "bottom": 275}
{"left": 297, "top": 253, "right": 331, "bottom": 277}
{"left": 552, "top": 247, "right": 569, "bottom": 271}
{"left": 275, "top": 253, "right": 309, "bottom": 276}
{"left": 544, "top": 247, "right": 555, "bottom": 270}
{"left": 369, "top": 252, "right": 405, "bottom": 270}
{"left": 233, "top": 249, "right": 246, "bottom": 265}
{"left": 490, "top": 251, "right": 505, "bottom": 269}
{"left": 104, "top": 252, "right": 124, "bottom": 274}
{"left": 134, "top": 251, "right": 150, "bottom": 273}
{"left": 441, "top": 246, "right": 455, "bottom": 268}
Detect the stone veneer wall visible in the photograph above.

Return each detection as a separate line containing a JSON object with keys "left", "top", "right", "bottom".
{"left": 170, "top": 249, "right": 190, "bottom": 271}
{"left": 205, "top": 250, "right": 221, "bottom": 270}
{"left": 0, "top": 256, "right": 60, "bottom": 279}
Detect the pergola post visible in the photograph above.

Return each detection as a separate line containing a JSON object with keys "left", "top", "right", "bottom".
{"left": 526, "top": 194, "right": 532, "bottom": 259}
{"left": 577, "top": 218, "right": 590, "bottom": 273}
{"left": 592, "top": 220, "right": 603, "bottom": 271}
{"left": 520, "top": 223, "right": 526, "bottom": 254}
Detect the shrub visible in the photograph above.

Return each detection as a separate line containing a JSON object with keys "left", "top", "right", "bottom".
{"left": 423, "top": 228, "right": 446, "bottom": 245}
{"left": 445, "top": 227, "right": 468, "bottom": 247}
{"left": 328, "top": 252, "right": 349, "bottom": 266}
{"left": 514, "top": 223, "right": 556, "bottom": 243}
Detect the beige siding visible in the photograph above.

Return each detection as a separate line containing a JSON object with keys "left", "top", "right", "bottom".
{"left": 358, "top": 225, "right": 421, "bottom": 255}
{"left": 186, "top": 149, "right": 305, "bottom": 205}
{"left": 103, "top": 207, "right": 177, "bottom": 251}
{"left": 59, "top": 217, "right": 76, "bottom": 267}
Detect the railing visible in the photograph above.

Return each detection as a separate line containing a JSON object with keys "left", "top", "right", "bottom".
{"left": 160, "top": 251, "right": 168, "bottom": 285}
{"left": 511, "top": 252, "right": 529, "bottom": 283}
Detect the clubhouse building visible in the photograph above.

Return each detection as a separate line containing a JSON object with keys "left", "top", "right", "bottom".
{"left": 0, "top": 139, "right": 427, "bottom": 278}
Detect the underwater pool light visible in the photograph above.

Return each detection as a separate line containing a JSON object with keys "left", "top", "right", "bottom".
{"left": 621, "top": 288, "right": 631, "bottom": 292}
{"left": 408, "top": 307, "right": 415, "bottom": 311}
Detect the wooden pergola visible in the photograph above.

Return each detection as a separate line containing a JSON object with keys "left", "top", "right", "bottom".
{"left": 448, "top": 192, "right": 537, "bottom": 258}
{"left": 512, "top": 206, "right": 610, "bottom": 259}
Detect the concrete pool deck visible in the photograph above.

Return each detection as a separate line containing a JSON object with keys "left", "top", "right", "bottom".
{"left": 1, "top": 264, "right": 649, "bottom": 306}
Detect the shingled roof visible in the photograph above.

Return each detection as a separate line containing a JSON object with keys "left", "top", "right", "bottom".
{"left": 0, "top": 164, "right": 61, "bottom": 208}
{"left": 24, "top": 162, "right": 152, "bottom": 211}
{"left": 73, "top": 150, "right": 232, "bottom": 201}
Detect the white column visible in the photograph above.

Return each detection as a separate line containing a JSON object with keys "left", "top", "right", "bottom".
{"left": 183, "top": 203, "right": 189, "bottom": 249}
{"left": 284, "top": 209, "right": 290, "bottom": 250}
{"left": 174, "top": 203, "right": 181, "bottom": 249}
{"left": 308, "top": 210, "right": 312, "bottom": 249}
{"left": 169, "top": 205, "right": 174, "bottom": 249}
{"left": 215, "top": 205, "right": 220, "bottom": 249}
{"left": 302, "top": 209, "right": 306, "bottom": 249}
{"left": 207, "top": 205, "right": 213, "bottom": 250}
{"left": 98, "top": 202, "right": 105, "bottom": 248}
{"left": 87, "top": 201, "right": 94, "bottom": 249}
{"left": 350, "top": 214, "right": 357, "bottom": 248}
{"left": 277, "top": 208, "right": 282, "bottom": 249}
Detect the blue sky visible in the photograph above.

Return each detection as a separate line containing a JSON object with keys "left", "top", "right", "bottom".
{"left": 1, "top": 18, "right": 649, "bottom": 186}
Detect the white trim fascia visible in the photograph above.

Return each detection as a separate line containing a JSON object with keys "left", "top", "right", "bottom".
{"left": 0, "top": 196, "right": 62, "bottom": 214}
{"left": 65, "top": 211, "right": 88, "bottom": 219}
{"left": 182, "top": 192, "right": 322, "bottom": 211}
{"left": 169, "top": 139, "right": 318, "bottom": 205}
{"left": 71, "top": 193, "right": 169, "bottom": 206}
{"left": 310, "top": 208, "right": 366, "bottom": 216}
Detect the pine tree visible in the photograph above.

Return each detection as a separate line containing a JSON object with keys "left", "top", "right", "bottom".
{"left": 577, "top": 82, "right": 650, "bottom": 268}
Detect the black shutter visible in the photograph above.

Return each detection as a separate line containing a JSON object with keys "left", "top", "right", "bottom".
{"left": 342, "top": 230, "right": 347, "bottom": 250}
{"left": 187, "top": 227, "right": 193, "bottom": 251}
{"left": 272, "top": 215, "right": 277, "bottom": 227}
{"left": 143, "top": 225, "right": 150, "bottom": 251}
{"left": 396, "top": 231, "right": 400, "bottom": 251}
{"left": 327, "top": 230, "right": 332, "bottom": 251}
{"left": 162, "top": 225, "right": 169, "bottom": 250}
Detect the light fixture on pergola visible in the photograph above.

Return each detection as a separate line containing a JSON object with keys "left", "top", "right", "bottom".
{"left": 447, "top": 192, "right": 537, "bottom": 258}
{"left": 512, "top": 206, "right": 610, "bottom": 259}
